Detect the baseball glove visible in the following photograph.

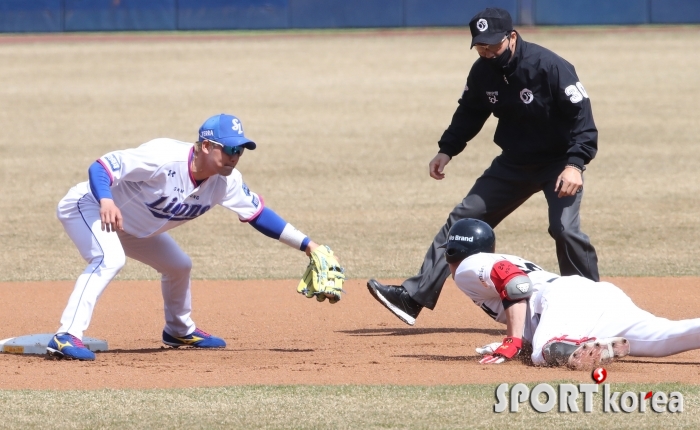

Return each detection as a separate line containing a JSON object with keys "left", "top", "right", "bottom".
{"left": 297, "top": 245, "right": 345, "bottom": 304}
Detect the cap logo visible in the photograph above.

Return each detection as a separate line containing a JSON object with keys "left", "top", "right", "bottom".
{"left": 231, "top": 118, "right": 243, "bottom": 135}
{"left": 201, "top": 130, "right": 213, "bottom": 137}
{"left": 476, "top": 19, "right": 488, "bottom": 32}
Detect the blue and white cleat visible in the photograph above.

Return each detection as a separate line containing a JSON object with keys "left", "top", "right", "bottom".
{"left": 162, "top": 328, "right": 226, "bottom": 348}
{"left": 47, "top": 333, "right": 96, "bottom": 361}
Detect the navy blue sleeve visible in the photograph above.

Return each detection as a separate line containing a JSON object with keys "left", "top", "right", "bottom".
{"left": 249, "top": 207, "right": 311, "bottom": 251}
{"left": 88, "top": 161, "right": 113, "bottom": 201}
{"left": 249, "top": 207, "right": 288, "bottom": 239}
{"left": 438, "top": 67, "right": 492, "bottom": 158}
{"left": 550, "top": 60, "right": 598, "bottom": 166}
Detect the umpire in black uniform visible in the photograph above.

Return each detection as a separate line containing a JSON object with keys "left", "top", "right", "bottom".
{"left": 368, "top": 7, "right": 600, "bottom": 325}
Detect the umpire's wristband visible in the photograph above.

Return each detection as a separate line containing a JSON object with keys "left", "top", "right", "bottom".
{"left": 566, "top": 163, "right": 585, "bottom": 173}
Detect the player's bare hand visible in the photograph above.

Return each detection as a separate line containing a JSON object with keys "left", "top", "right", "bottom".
{"left": 429, "top": 153, "right": 451, "bottom": 180}
{"left": 304, "top": 241, "right": 320, "bottom": 257}
{"left": 555, "top": 166, "right": 583, "bottom": 198}
{"left": 99, "top": 198, "right": 123, "bottom": 233}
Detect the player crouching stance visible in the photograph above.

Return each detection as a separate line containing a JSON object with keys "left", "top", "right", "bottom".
{"left": 443, "top": 218, "right": 700, "bottom": 370}
{"left": 48, "top": 113, "right": 344, "bottom": 361}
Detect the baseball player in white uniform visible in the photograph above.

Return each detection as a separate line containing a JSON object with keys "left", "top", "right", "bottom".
{"left": 49, "top": 113, "right": 339, "bottom": 361}
{"left": 442, "top": 218, "right": 700, "bottom": 370}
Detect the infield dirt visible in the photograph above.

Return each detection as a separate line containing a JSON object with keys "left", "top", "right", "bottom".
{"left": 1, "top": 277, "right": 699, "bottom": 390}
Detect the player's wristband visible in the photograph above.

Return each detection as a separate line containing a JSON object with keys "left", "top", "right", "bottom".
{"left": 494, "top": 337, "right": 522, "bottom": 359}
{"left": 280, "top": 224, "right": 310, "bottom": 251}
{"left": 249, "top": 208, "right": 310, "bottom": 251}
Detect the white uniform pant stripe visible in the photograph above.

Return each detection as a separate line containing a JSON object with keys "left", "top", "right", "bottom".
{"left": 57, "top": 194, "right": 125, "bottom": 338}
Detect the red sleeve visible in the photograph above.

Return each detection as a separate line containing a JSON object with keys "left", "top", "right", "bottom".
{"left": 490, "top": 261, "right": 527, "bottom": 301}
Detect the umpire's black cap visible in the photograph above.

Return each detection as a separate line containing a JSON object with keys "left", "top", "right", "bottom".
{"left": 469, "top": 8, "right": 514, "bottom": 48}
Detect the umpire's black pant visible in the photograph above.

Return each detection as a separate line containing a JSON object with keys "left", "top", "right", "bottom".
{"left": 403, "top": 156, "right": 599, "bottom": 309}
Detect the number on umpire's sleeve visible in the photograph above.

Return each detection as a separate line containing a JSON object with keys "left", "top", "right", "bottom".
{"left": 565, "top": 82, "right": 589, "bottom": 103}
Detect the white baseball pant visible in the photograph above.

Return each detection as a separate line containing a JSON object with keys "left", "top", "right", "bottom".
{"left": 530, "top": 276, "right": 700, "bottom": 365}
{"left": 56, "top": 186, "right": 196, "bottom": 339}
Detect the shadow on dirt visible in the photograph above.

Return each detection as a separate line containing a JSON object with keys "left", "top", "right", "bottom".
{"left": 395, "top": 354, "right": 473, "bottom": 362}
{"left": 338, "top": 327, "right": 505, "bottom": 336}
{"left": 619, "top": 358, "right": 700, "bottom": 366}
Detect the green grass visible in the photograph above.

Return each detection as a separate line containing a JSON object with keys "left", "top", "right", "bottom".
{"left": 0, "top": 384, "right": 698, "bottom": 429}
{"left": 1, "top": 27, "right": 699, "bottom": 282}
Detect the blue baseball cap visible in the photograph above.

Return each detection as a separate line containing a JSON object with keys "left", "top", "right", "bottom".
{"left": 198, "top": 114, "right": 256, "bottom": 150}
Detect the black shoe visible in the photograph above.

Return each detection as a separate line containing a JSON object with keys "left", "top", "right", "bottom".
{"left": 366, "top": 279, "right": 423, "bottom": 326}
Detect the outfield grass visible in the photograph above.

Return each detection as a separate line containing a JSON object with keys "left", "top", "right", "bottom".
{"left": 0, "top": 383, "right": 697, "bottom": 429}
{"left": 0, "top": 27, "right": 699, "bottom": 281}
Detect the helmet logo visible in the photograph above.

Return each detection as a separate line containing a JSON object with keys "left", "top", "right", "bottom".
{"left": 476, "top": 19, "right": 488, "bottom": 32}
{"left": 449, "top": 235, "right": 473, "bottom": 242}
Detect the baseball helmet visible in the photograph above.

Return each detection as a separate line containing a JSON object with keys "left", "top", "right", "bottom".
{"left": 439, "top": 218, "right": 495, "bottom": 264}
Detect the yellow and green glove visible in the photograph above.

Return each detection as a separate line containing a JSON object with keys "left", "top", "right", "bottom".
{"left": 297, "top": 245, "right": 345, "bottom": 304}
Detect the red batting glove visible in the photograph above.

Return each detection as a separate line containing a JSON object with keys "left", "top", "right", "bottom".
{"left": 479, "top": 337, "right": 522, "bottom": 364}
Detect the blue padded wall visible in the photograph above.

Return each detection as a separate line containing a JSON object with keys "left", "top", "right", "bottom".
{"left": 290, "top": 0, "right": 403, "bottom": 28}
{"left": 64, "top": 0, "right": 176, "bottom": 31}
{"left": 651, "top": 0, "right": 700, "bottom": 23}
{"left": 534, "top": 0, "right": 649, "bottom": 25}
{"left": 4, "top": 0, "right": 700, "bottom": 33}
{"left": 0, "top": 0, "right": 63, "bottom": 33}
{"left": 405, "top": 0, "right": 519, "bottom": 27}
{"left": 178, "top": 0, "right": 288, "bottom": 30}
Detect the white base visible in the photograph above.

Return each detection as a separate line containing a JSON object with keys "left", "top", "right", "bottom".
{"left": 0, "top": 333, "right": 108, "bottom": 355}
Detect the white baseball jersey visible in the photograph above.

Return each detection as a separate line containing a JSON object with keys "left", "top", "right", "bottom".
{"left": 453, "top": 252, "right": 560, "bottom": 343}
{"left": 94, "top": 138, "right": 263, "bottom": 238}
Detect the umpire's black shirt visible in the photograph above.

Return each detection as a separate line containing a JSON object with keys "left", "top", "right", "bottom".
{"left": 438, "top": 32, "right": 598, "bottom": 169}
